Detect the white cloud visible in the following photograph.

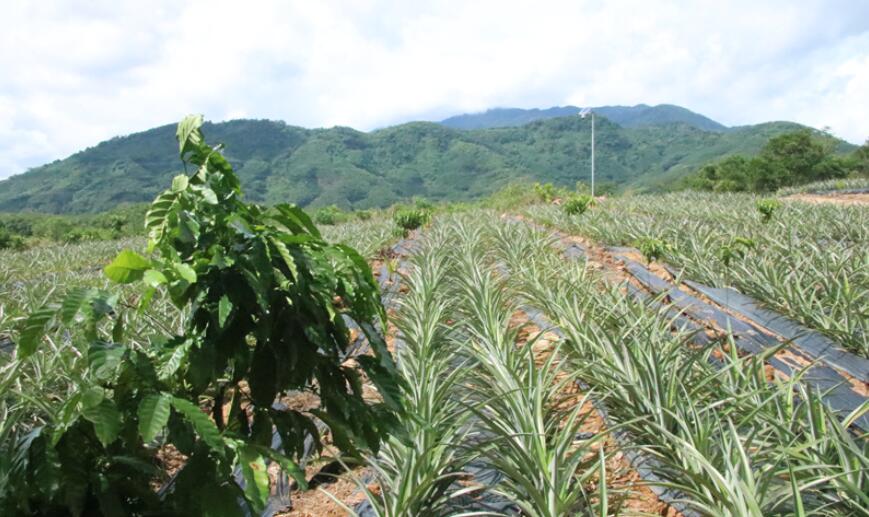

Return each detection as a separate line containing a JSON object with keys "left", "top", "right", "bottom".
{"left": 0, "top": 0, "right": 867, "bottom": 179}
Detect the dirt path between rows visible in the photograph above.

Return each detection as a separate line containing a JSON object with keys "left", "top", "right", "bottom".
{"left": 510, "top": 310, "right": 682, "bottom": 516}
{"left": 785, "top": 193, "right": 869, "bottom": 206}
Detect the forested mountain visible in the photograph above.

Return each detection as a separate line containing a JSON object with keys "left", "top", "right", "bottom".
{"left": 0, "top": 113, "right": 833, "bottom": 214}
{"left": 439, "top": 104, "right": 728, "bottom": 131}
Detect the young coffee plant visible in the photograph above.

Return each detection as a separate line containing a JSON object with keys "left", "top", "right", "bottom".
{"left": 756, "top": 198, "right": 782, "bottom": 223}
{"left": 2, "top": 115, "right": 402, "bottom": 516}
{"left": 718, "top": 236, "right": 756, "bottom": 267}
{"left": 393, "top": 208, "right": 430, "bottom": 235}
{"left": 562, "top": 194, "right": 594, "bottom": 216}
{"left": 636, "top": 237, "right": 672, "bottom": 263}
{"left": 533, "top": 182, "right": 559, "bottom": 203}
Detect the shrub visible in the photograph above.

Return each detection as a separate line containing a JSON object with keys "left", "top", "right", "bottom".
{"left": 635, "top": 237, "right": 672, "bottom": 263}
{"left": 313, "top": 205, "right": 346, "bottom": 225}
{"left": 533, "top": 182, "right": 559, "bottom": 202}
{"left": 0, "top": 228, "right": 24, "bottom": 250}
{"left": 393, "top": 208, "right": 430, "bottom": 234}
{"left": 563, "top": 194, "right": 594, "bottom": 216}
{"left": 718, "top": 236, "right": 756, "bottom": 267}
{"left": 3, "top": 115, "right": 401, "bottom": 515}
{"left": 756, "top": 198, "right": 782, "bottom": 223}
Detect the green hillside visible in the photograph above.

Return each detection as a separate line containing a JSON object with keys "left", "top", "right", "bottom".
{"left": 0, "top": 115, "right": 839, "bottom": 214}
{"left": 440, "top": 104, "right": 728, "bottom": 132}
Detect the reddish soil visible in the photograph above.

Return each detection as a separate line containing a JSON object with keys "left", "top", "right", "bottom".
{"left": 275, "top": 464, "right": 373, "bottom": 517}
{"left": 785, "top": 193, "right": 869, "bottom": 206}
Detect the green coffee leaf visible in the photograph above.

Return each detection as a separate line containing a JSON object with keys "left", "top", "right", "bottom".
{"left": 60, "top": 287, "right": 95, "bottom": 323}
{"left": 174, "top": 263, "right": 197, "bottom": 283}
{"left": 238, "top": 446, "right": 270, "bottom": 514}
{"left": 82, "top": 399, "right": 122, "bottom": 447}
{"left": 81, "top": 387, "right": 105, "bottom": 409}
{"left": 17, "top": 306, "right": 56, "bottom": 358}
{"left": 177, "top": 114, "right": 204, "bottom": 157}
{"left": 158, "top": 340, "right": 191, "bottom": 381}
{"left": 88, "top": 342, "right": 125, "bottom": 381}
{"left": 138, "top": 392, "right": 173, "bottom": 443}
{"left": 143, "top": 269, "right": 168, "bottom": 287}
{"left": 172, "top": 397, "right": 223, "bottom": 452}
{"left": 200, "top": 186, "right": 218, "bottom": 205}
{"left": 218, "top": 295, "right": 232, "bottom": 328}
{"left": 172, "top": 174, "right": 189, "bottom": 192}
{"left": 105, "top": 250, "right": 152, "bottom": 284}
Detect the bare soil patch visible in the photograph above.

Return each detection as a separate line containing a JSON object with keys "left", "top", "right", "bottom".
{"left": 785, "top": 193, "right": 869, "bottom": 206}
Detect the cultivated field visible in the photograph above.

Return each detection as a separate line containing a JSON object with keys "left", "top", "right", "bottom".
{"left": 526, "top": 192, "right": 869, "bottom": 357}
{"left": 1, "top": 193, "right": 867, "bottom": 516}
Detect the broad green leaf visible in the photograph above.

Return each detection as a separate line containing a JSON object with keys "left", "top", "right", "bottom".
{"left": 105, "top": 250, "right": 152, "bottom": 284}
{"left": 310, "top": 409, "right": 358, "bottom": 456}
{"left": 177, "top": 114, "right": 204, "bottom": 156}
{"left": 17, "top": 306, "right": 56, "bottom": 358}
{"left": 158, "top": 340, "right": 191, "bottom": 381}
{"left": 228, "top": 214, "right": 254, "bottom": 238}
{"left": 81, "top": 387, "right": 105, "bottom": 409}
{"left": 60, "top": 287, "right": 95, "bottom": 323}
{"left": 262, "top": 448, "right": 307, "bottom": 490}
{"left": 357, "top": 355, "right": 403, "bottom": 413}
{"left": 273, "top": 204, "right": 320, "bottom": 236}
{"left": 172, "top": 397, "right": 223, "bottom": 452}
{"left": 200, "top": 186, "right": 218, "bottom": 205}
{"left": 138, "top": 392, "right": 173, "bottom": 443}
{"left": 178, "top": 212, "right": 201, "bottom": 243}
{"left": 172, "top": 174, "right": 189, "bottom": 192}
{"left": 269, "top": 237, "right": 299, "bottom": 280}
{"left": 218, "top": 295, "right": 232, "bottom": 328}
{"left": 82, "top": 399, "right": 122, "bottom": 447}
{"left": 145, "top": 190, "right": 179, "bottom": 249}
{"left": 238, "top": 446, "right": 270, "bottom": 513}
{"left": 174, "top": 263, "right": 197, "bottom": 283}
{"left": 90, "top": 292, "right": 118, "bottom": 319}
{"left": 143, "top": 269, "right": 168, "bottom": 287}
{"left": 145, "top": 191, "right": 178, "bottom": 231}
{"left": 88, "top": 342, "right": 125, "bottom": 381}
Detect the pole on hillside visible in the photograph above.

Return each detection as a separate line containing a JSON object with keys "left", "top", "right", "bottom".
{"left": 591, "top": 112, "right": 595, "bottom": 198}
{"left": 580, "top": 108, "right": 595, "bottom": 197}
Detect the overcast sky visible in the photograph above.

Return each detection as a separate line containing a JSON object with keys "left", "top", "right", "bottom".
{"left": 1, "top": 0, "right": 867, "bottom": 180}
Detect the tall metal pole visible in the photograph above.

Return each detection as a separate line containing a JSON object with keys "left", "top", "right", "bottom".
{"left": 591, "top": 112, "right": 595, "bottom": 198}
